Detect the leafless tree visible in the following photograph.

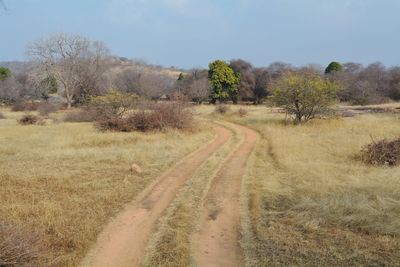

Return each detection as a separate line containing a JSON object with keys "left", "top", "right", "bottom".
{"left": 229, "top": 59, "right": 255, "bottom": 101}
{"left": 113, "top": 68, "right": 175, "bottom": 99}
{"left": 27, "top": 33, "right": 111, "bottom": 108}
{"left": 175, "top": 69, "right": 210, "bottom": 103}
{"left": 253, "top": 68, "right": 270, "bottom": 104}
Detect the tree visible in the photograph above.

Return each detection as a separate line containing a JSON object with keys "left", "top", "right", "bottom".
{"left": 27, "top": 33, "right": 111, "bottom": 108}
{"left": 0, "top": 67, "right": 10, "bottom": 81}
{"left": 36, "top": 76, "right": 58, "bottom": 100}
{"left": 229, "top": 59, "right": 255, "bottom": 101}
{"left": 175, "top": 69, "right": 209, "bottom": 103}
{"left": 208, "top": 60, "right": 240, "bottom": 103}
{"left": 271, "top": 72, "right": 339, "bottom": 123}
{"left": 325, "top": 61, "right": 343, "bottom": 74}
{"left": 90, "top": 90, "right": 139, "bottom": 118}
{"left": 253, "top": 68, "right": 270, "bottom": 104}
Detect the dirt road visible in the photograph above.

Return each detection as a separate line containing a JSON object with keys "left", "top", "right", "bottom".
{"left": 194, "top": 124, "right": 258, "bottom": 267}
{"left": 80, "top": 123, "right": 258, "bottom": 267}
{"left": 80, "top": 126, "right": 232, "bottom": 267}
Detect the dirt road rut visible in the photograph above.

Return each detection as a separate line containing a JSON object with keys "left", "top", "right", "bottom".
{"left": 80, "top": 126, "right": 232, "bottom": 267}
{"left": 194, "top": 124, "right": 258, "bottom": 267}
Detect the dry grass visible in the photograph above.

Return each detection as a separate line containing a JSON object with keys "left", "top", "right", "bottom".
{"left": 141, "top": 122, "right": 243, "bottom": 267}
{"left": 0, "top": 108, "right": 214, "bottom": 267}
{"left": 228, "top": 105, "right": 400, "bottom": 266}
{"left": 0, "top": 220, "right": 43, "bottom": 267}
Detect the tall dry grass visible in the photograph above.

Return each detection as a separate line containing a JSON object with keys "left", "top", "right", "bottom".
{"left": 231, "top": 106, "right": 400, "bottom": 266}
{"left": 0, "top": 108, "right": 214, "bottom": 266}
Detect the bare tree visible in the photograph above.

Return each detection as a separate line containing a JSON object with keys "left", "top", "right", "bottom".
{"left": 175, "top": 69, "right": 210, "bottom": 103}
{"left": 253, "top": 68, "right": 270, "bottom": 104}
{"left": 27, "top": 33, "right": 110, "bottom": 108}
{"left": 229, "top": 59, "right": 255, "bottom": 101}
{"left": 186, "top": 77, "right": 209, "bottom": 103}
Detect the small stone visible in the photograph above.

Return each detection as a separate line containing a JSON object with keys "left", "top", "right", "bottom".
{"left": 131, "top": 163, "right": 143, "bottom": 175}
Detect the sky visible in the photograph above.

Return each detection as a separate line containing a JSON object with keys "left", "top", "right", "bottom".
{"left": 0, "top": 0, "right": 399, "bottom": 69}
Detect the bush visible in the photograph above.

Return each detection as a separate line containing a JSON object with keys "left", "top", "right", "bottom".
{"left": 0, "top": 112, "right": 5, "bottom": 119}
{"left": 18, "top": 114, "right": 42, "bottom": 125}
{"left": 361, "top": 138, "right": 400, "bottom": 166}
{"left": 90, "top": 90, "right": 139, "bottom": 119}
{"left": 215, "top": 105, "right": 229, "bottom": 114}
{"left": 96, "top": 117, "right": 135, "bottom": 132}
{"left": 96, "top": 102, "right": 193, "bottom": 132}
{"left": 271, "top": 72, "right": 339, "bottom": 123}
{"left": 63, "top": 108, "right": 99, "bottom": 122}
{"left": 238, "top": 107, "right": 248, "bottom": 117}
{"left": 0, "top": 221, "right": 42, "bottom": 267}
{"left": 37, "top": 102, "right": 58, "bottom": 116}
{"left": 11, "top": 101, "right": 40, "bottom": 112}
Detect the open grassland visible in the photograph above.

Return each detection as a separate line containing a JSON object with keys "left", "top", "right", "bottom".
{"left": 0, "top": 108, "right": 214, "bottom": 267}
{"left": 222, "top": 105, "right": 400, "bottom": 266}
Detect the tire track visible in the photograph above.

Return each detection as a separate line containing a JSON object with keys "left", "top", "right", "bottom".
{"left": 194, "top": 124, "right": 258, "bottom": 267}
{"left": 80, "top": 126, "right": 232, "bottom": 267}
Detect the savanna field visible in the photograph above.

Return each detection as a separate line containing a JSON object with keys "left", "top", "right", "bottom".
{"left": 1, "top": 104, "right": 400, "bottom": 266}
{"left": 2, "top": 1, "right": 400, "bottom": 266}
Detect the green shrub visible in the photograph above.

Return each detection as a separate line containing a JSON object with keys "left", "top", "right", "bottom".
{"left": 271, "top": 72, "right": 339, "bottom": 123}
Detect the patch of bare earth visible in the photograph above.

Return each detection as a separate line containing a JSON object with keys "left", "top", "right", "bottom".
{"left": 80, "top": 126, "right": 231, "bottom": 267}
{"left": 194, "top": 124, "right": 258, "bottom": 267}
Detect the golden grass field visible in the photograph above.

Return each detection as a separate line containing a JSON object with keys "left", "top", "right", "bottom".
{"left": 1, "top": 104, "right": 400, "bottom": 266}
{"left": 0, "top": 108, "right": 214, "bottom": 266}
{"left": 224, "top": 105, "right": 400, "bottom": 266}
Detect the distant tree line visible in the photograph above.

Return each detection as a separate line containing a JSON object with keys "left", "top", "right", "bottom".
{"left": 1, "top": 33, "right": 400, "bottom": 107}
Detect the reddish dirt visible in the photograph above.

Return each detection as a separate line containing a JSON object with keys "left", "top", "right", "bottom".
{"left": 194, "top": 124, "right": 258, "bottom": 267}
{"left": 80, "top": 126, "right": 232, "bottom": 267}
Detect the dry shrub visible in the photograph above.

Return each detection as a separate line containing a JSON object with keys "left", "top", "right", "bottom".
{"left": 63, "top": 108, "right": 99, "bottom": 122}
{"left": 0, "top": 112, "right": 5, "bottom": 119}
{"left": 11, "top": 101, "right": 40, "bottom": 112}
{"left": 96, "top": 117, "right": 135, "bottom": 132}
{"left": 37, "top": 103, "right": 59, "bottom": 116}
{"left": 18, "top": 114, "right": 43, "bottom": 125}
{"left": 215, "top": 105, "right": 229, "bottom": 114}
{"left": 0, "top": 221, "right": 42, "bottom": 267}
{"left": 96, "top": 102, "right": 193, "bottom": 132}
{"left": 238, "top": 107, "right": 248, "bottom": 117}
{"left": 361, "top": 138, "right": 400, "bottom": 166}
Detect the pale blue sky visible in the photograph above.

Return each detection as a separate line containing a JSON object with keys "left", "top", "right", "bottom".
{"left": 0, "top": 0, "right": 399, "bottom": 69}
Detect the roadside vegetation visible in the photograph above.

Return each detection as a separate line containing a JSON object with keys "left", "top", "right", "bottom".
{"left": 227, "top": 105, "right": 400, "bottom": 266}
{"left": 0, "top": 108, "right": 214, "bottom": 266}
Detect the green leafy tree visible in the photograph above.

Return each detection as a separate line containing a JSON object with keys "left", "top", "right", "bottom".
{"left": 325, "top": 61, "right": 343, "bottom": 74}
{"left": 0, "top": 67, "right": 11, "bottom": 81}
{"left": 208, "top": 60, "right": 240, "bottom": 103}
{"left": 271, "top": 72, "right": 339, "bottom": 123}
